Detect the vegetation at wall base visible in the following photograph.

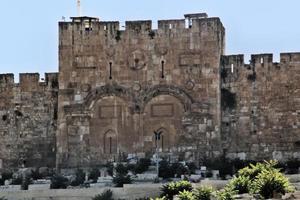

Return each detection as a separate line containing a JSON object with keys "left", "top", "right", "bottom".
{"left": 161, "top": 180, "right": 192, "bottom": 200}
{"left": 92, "top": 189, "right": 113, "bottom": 200}
{"left": 50, "top": 174, "right": 69, "bottom": 189}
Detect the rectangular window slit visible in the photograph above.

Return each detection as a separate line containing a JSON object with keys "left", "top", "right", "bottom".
{"left": 109, "top": 62, "right": 112, "bottom": 79}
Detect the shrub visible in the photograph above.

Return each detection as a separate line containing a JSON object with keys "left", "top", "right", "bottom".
{"left": 89, "top": 168, "right": 100, "bottom": 183}
{"left": 11, "top": 177, "right": 22, "bottom": 185}
{"left": 178, "top": 190, "right": 195, "bottom": 200}
{"left": 186, "top": 162, "right": 197, "bottom": 174}
{"left": 216, "top": 185, "right": 237, "bottom": 200}
{"left": 171, "top": 163, "right": 189, "bottom": 178}
{"left": 227, "top": 175, "right": 250, "bottom": 194}
{"left": 193, "top": 186, "right": 214, "bottom": 200}
{"left": 50, "top": 174, "right": 69, "bottom": 189}
{"left": 250, "top": 167, "right": 294, "bottom": 199}
{"left": 0, "top": 197, "right": 7, "bottom": 200}
{"left": 286, "top": 159, "right": 300, "bottom": 174}
{"left": 106, "top": 163, "right": 114, "bottom": 176}
{"left": 133, "top": 158, "right": 151, "bottom": 174}
{"left": 113, "top": 173, "right": 131, "bottom": 187}
{"left": 21, "top": 175, "right": 31, "bottom": 190}
{"left": 161, "top": 181, "right": 192, "bottom": 200}
{"left": 70, "top": 169, "right": 85, "bottom": 186}
{"left": 0, "top": 171, "right": 13, "bottom": 185}
{"left": 115, "top": 163, "right": 128, "bottom": 175}
{"left": 92, "top": 189, "right": 113, "bottom": 200}
{"left": 159, "top": 160, "right": 173, "bottom": 179}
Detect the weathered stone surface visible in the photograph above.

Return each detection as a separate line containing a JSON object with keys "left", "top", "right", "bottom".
{"left": 0, "top": 13, "right": 299, "bottom": 169}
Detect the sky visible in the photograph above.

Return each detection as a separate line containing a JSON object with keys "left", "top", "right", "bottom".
{"left": 0, "top": 0, "right": 300, "bottom": 78}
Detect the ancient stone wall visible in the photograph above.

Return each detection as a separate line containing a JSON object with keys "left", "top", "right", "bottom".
{"left": 57, "top": 14, "right": 225, "bottom": 167}
{"left": 221, "top": 53, "right": 300, "bottom": 161}
{"left": 0, "top": 73, "right": 58, "bottom": 169}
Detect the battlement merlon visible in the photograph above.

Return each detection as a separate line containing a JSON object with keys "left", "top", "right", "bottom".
{"left": 59, "top": 13, "right": 224, "bottom": 33}
{"left": 222, "top": 52, "right": 300, "bottom": 67}
{"left": 0, "top": 73, "right": 59, "bottom": 89}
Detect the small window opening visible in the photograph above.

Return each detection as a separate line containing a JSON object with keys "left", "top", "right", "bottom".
{"left": 169, "top": 24, "right": 172, "bottom": 29}
{"left": 84, "top": 20, "right": 92, "bottom": 31}
{"left": 231, "top": 64, "right": 234, "bottom": 73}
{"left": 134, "top": 58, "right": 139, "bottom": 68}
{"left": 2, "top": 115, "right": 7, "bottom": 121}
{"left": 260, "top": 57, "right": 264, "bottom": 64}
{"left": 161, "top": 61, "right": 165, "bottom": 79}
{"left": 109, "top": 62, "right": 112, "bottom": 80}
{"left": 104, "top": 25, "right": 107, "bottom": 31}
{"left": 109, "top": 137, "right": 112, "bottom": 154}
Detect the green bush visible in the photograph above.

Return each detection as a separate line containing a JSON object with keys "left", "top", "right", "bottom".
{"left": 89, "top": 168, "right": 100, "bottom": 183}
{"left": 216, "top": 185, "right": 237, "bottom": 200}
{"left": 219, "top": 160, "right": 294, "bottom": 199}
{"left": 70, "top": 169, "right": 85, "bottom": 186}
{"left": 250, "top": 167, "right": 294, "bottom": 199}
{"left": 193, "top": 186, "right": 214, "bottom": 200}
{"left": 50, "top": 174, "right": 69, "bottom": 189}
{"left": 286, "top": 159, "right": 300, "bottom": 174}
{"left": 113, "top": 174, "right": 131, "bottom": 187}
{"left": 133, "top": 158, "right": 151, "bottom": 174}
{"left": 227, "top": 175, "right": 250, "bottom": 194}
{"left": 178, "top": 190, "right": 194, "bottom": 200}
{"left": 115, "top": 163, "right": 128, "bottom": 175}
{"left": 11, "top": 177, "right": 22, "bottom": 185}
{"left": 92, "top": 189, "right": 113, "bottom": 200}
{"left": 159, "top": 160, "right": 173, "bottom": 179}
{"left": 159, "top": 161, "right": 189, "bottom": 179}
{"left": 161, "top": 181, "right": 192, "bottom": 200}
{"left": 105, "top": 163, "right": 114, "bottom": 176}
{"left": 0, "top": 171, "right": 13, "bottom": 185}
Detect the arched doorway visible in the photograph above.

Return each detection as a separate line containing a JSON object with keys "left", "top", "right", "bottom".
{"left": 104, "top": 130, "right": 117, "bottom": 154}
{"left": 143, "top": 95, "right": 185, "bottom": 153}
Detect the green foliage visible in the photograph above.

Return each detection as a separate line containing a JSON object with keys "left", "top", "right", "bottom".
{"left": 70, "top": 169, "right": 85, "bottom": 186}
{"left": 50, "top": 174, "right": 69, "bottom": 189}
{"left": 92, "top": 189, "right": 113, "bottom": 200}
{"left": 159, "top": 160, "right": 173, "bottom": 179}
{"left": 0, "top": 171, "right": 13, "bottom": 185}
{"left": 113, "top": 173, "right": 132, "bottom": 187}
{"left": 219, "top": 160, "right": 294, "bottom": 199}
{"left": 150, "top": 198, "right": 166, "bottom": 200}
{"left": 0, "top": 197, "right": 7, "bottom": 200}
{"left": 161, "top": 181, "right": 193, "bottom": 200}
{"left": 286, "top": 159, "right": 300, "bottom": 174}
{"left": 227, "top": 175, "right": 250, "bottom": 194}
{"left": 193, "top": 186, "right": 214, "bottom": 200}
{"left": 186, "top": 162, "right": 197, "bottom": 174}
{"left": 159, "top": 160, "right": 189, "bottom": 179}
{"left": 106, "top": 163, "right": 114, "bottom": 176}
{"left": 133, "top": 158, "right": 151, "bottom": 174}
{"left": 11, "top": 176, "right": 22, "bottom": 185}
{"left": 115, "top": 163, "right": 128, "bottom": 175}
{"left": 216, "top": 185, "right": 237, "bottom": 200}
{"left": 21, "top": 175, "right": 32, "bottom": 190}
{"left": 250, "top": 167, "right": 294, "bottom": 199}
{"left": 89, "top": 168, "right": 100, "bottom": 183}
{"left": 178, "top": 190, "right": 195, "bottom": 200}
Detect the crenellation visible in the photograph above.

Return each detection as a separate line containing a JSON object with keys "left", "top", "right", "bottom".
{"left": 1, "top": 13, "right": 299, "bottom": 169}
{"left": 0, "top": 73, "right": 14, "bottom": 86}
{"left": 280, "top": 52, "right": 300, "bottom": 63}
{"left": 157, "top": 19, "right": 185, "bottom": 30}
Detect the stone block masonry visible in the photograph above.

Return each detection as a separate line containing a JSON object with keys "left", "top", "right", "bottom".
{"left": 0, "top": 13, "right": 299, "bottom": 169}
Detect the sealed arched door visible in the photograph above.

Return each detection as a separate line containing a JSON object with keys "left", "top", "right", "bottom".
{"left": 104, "top": 130, "right": 117, "bottom": 154}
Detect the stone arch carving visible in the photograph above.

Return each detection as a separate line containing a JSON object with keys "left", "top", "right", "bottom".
{"left": 140, "top": 85, "right": 193, "bottom": 113}
{"left": 104, "top": 129, "right": 117, "bottom": 154}
{"left": 84, "top": 84, "right": 136, "bottom": 112}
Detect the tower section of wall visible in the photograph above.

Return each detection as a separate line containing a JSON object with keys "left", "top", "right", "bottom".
{"left": 57, "top": 14, "right": 225, "bottom": 167}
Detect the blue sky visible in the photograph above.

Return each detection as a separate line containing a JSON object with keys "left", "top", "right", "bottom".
{"left": 0, "top": 0, "right": 300, "bottom": 77}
